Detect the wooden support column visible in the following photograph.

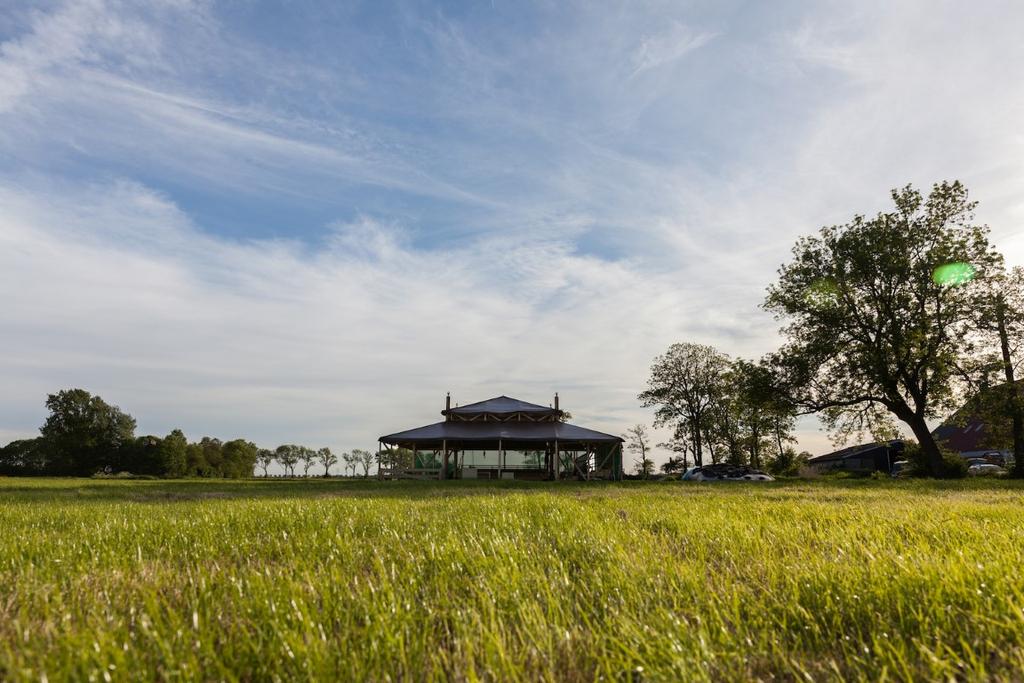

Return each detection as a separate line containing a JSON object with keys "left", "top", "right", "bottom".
{"left": 440, "top": 439, "right": 448, "bottom": 481}
{"left": 553, "top": 439, "right": 559, "bottom": 480}
{"left": 498, "top": 438, "right": 503, "bottom": 479}
{"left": 377, "top": 440, "right": 383, "bottom": 480}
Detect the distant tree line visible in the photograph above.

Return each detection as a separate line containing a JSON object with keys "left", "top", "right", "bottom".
{"left": 0, "top": 389, "right": 368, "bottom": 478}
{"left": 0, "top": 389, "right": 259, "bottom": 477}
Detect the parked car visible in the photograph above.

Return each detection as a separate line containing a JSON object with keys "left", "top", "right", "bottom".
{"left": 682, "top": 464, "right": 775, "bottom": 482}
{"left": 982, "top": 451, "right": 1011, "bottom": 467}
{"left": 964, "top": 452, "right": 1012, "bottom": 467}
{"left": 968, "top": 463, "right": 1005, "bottom": 476}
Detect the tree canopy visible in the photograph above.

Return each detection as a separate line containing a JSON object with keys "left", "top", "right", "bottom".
{"left": 639, "top": 343, "right": 728, "bottom": 468}
{"left": 963, "top": 265, "right": 1024, "bottom": 473}
{"left": 1, "top": 389, "right": 265, "bottom": 478}
{"left": 640, "top": 344, "right": 796, "bottom": 471}
{"left": 764, "top": 181, "right": 1002, "bottom": 475}
{"left": 39, "top": 389, "right": 137, "bottom": 475}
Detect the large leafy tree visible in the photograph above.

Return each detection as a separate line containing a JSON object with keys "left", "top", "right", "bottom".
{"left": 965, "top": 265, "right": 1024, "bottom": 474}
{"left": 39, "top": 389, "right": 137, "bottom": 475}
{"left": 639, "top": 343, "right": 730, "bottom": 467}
{"left": 765, "top": 181, "right": 1001, "bottom": 476}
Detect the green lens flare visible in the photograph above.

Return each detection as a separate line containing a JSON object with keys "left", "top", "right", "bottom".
{"left": 932, "top": 262, "right": 976, "bottom": 286}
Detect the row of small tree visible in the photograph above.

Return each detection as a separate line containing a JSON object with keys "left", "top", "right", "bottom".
{"left": 639, "top": 181, "right": 1024, "bottom": 478}
{"left": 257, "top": 446, "right": 376, "bottom": 477}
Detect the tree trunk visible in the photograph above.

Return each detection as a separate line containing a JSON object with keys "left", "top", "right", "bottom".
{"left": 704, "top": 427, "right": 718, "bottom": 464}
{"left": 692, "top": 422, "right": 703, "bottom": 467}
{"left": 907, "top": 416, "right": 944, "bottom": 476}
{"left": 1010, "top": 406, "right": 1024, "bottom": 478}
{"left": 996, "top": 305, "right": 1024, "bottom": 476}
{"left": 721, "top": 411, "right": 738, "bottom": 465}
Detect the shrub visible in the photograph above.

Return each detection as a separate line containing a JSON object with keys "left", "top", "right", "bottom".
{"left": 91, "top": 471, "right": 159, "bottom": 480}
{"left": 902, "top": 441, "right": 968, "bottom": 478}
{"left": 769, "top": 448, "right": 810, "bottom": 477}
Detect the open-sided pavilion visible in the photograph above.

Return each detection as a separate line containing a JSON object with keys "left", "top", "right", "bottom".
{"left": 378, "top": 394, "right": 623, "bottom": 480}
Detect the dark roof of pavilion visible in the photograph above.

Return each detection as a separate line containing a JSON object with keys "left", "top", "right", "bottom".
{"left": 380, "top": 420, "right": 623, "bottom": 445}
{"left": 443, "top": 395, "right": 558, "bottom": 416}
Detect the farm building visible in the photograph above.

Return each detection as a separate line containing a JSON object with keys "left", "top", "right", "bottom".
{"left": 378, "top": 394, "right": 624, "bottom": 480}
{"left": 806, "top": 440, "right": 905, "bottom": 474}
{"left": 931, "top": 382, "right": 1020, "bottom": 463}
{"left": 931, "top": 418, "right": 1010, "bottom": 461}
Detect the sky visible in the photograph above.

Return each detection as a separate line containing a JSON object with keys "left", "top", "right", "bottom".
{"left": 2, "top": 0, "right": 1023, "bottom": 470}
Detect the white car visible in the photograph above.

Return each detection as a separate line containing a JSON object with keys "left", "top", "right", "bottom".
{"left": 968, "top": 463, "right": 1005, "bottom": 476}
{"left": 682, "top": 465, "right": 775, "bottom": 482}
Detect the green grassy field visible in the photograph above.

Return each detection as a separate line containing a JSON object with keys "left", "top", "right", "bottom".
{"left": 2, "top": 478, "right": 1024, "bottom": 681}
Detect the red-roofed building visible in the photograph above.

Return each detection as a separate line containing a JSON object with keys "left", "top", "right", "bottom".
{"left": 931, "top": 382, "right": 1020, "bottom": 463}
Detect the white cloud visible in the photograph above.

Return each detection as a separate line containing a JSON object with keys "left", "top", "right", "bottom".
{"left": 0, "top": 180, "right": 707, "bottom": 460}
{"left": 0, "top": 0, "right": 170, "bottom": 112}
{"left": 631, "top": 22, "right": 717, "bottom": 76}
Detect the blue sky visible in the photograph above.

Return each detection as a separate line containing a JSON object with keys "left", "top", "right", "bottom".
{"left": 2, "top": 0, "right": 1023, "bottom": 466}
